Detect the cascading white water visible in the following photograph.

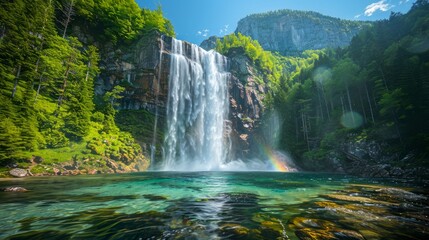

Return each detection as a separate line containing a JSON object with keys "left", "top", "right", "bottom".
{"left": 163, "top": 38, "right": 230, "bottom": 171}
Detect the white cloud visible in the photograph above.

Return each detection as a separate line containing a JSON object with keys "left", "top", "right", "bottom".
{"left": 202, "top": 29, "right": 209, "bottom": 37}
{"left": 364, "top": 0, "right": 393, "bottom": 16}
{"left": 219, "top": 24, "right": 230, "bottom": 35}
{"left": 354, "top": 14, "right": 362, "bottom": 19}
{"left": 197, "top": 29, "right": 210, "bottom": 37}
{"left": 399, "top": 0, "right": 410, "bottom": 4}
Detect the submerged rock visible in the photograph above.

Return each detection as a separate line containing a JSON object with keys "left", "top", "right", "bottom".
{"left": 323, "top": 194, "right": 396, "bottom": 205}
{"left": 314, "top": 201, "right": 385, "bottom": 222}
{"left": 295, "top": 228, "right": 365, "bottom": 240}
{"left": 219, "top": 223, "right": 250, "bottom": 235}
{"left": 9, "top": 168, "right": 28, "bottom": 178}
{"left": 143, "top": 194, "right": 168, "bottom": 201}
{"left": 375, "top": 187, "right": 427, "bottom": 201}
{"left": 291, "top": 217, "right": 335, "bottom": 230}
{"left": 291, "top": 215, "right": 366, "bottom": 240}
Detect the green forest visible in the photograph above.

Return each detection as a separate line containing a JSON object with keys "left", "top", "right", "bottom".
{"left": 216, "top": 1, "right": 429, "bottom": 173}
{"left": 0, "top": 0, "right": 174, "bottom": 175}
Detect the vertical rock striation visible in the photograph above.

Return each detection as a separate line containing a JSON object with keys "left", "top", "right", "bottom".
{"left": 235, "top": 10, "right": 371, "bottom": 55}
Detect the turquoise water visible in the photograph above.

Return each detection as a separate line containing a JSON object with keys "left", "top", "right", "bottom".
{"left": 0, "top": 172, "right": 428, "bottom": 239}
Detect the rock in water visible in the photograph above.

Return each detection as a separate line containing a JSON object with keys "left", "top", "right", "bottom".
{"left": 2, "top": 186, "right": 28, "bottom": 192}
{"left": 9, "top": 168, "right": 28, "bottom": 178}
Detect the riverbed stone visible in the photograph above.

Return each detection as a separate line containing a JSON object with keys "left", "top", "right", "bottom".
{"left": 9, "top": 168, "right": 27, "bottom": 178}
{"left": 314, "top": 201, "right": 385, "bottom": 222}
{"left": 291, "top": 217, "right": 335, "bottom": 230}
{"left": 219, "top": 223, "right": 250, "bottom": 235}
{"left": 295, "top": 228, "right": 365, "bottom": 240}
{"left": 375, "top": 187, "right": 427, "bottom": 201}
{"left": 323, "top": 194, "right": 396, "bottom": 205}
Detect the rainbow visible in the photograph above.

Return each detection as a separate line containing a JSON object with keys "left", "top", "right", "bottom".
{"left": 260, "top": 145, "right": 289, "bottom": 172}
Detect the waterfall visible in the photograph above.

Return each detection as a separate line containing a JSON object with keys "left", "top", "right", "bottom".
{"left": 163, "top": 38, "right": 230, "bottom": 171}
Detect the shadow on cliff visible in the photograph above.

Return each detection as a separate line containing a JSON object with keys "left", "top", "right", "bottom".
{"left": 115, "top": 109, "right": 165, "bottom": 161}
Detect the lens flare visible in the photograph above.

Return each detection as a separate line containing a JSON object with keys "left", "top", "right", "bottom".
{"left": 312, "top": 66, "right": 332, "bottom": 85}
{"left": 407, "top": 37, "right": 429, "bottom": 54}
{"left": 340, "top": 111, "right": 363, "bottom": 129}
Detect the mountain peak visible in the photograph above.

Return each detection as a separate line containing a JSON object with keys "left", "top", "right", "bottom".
{"left": 236, "top": 9, "right": 371, "bottom": 55}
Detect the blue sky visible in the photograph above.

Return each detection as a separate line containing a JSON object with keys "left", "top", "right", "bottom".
{"left": 136, "top": 0, "right": 414, "bottom": 44}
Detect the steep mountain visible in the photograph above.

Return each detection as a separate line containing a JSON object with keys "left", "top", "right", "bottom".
{"left": 235, "top": 10, "right": 371, "bottom": 55}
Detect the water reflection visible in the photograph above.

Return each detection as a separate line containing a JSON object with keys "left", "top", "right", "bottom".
{"left": 0, "top": 172, "right": 427, "bottom": 239}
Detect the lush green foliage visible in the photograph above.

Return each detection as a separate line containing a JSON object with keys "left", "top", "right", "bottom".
{"left": 75, "top": 0, "right": 144, "bottom": 42}
{"left": 115, "top": 110, "right": 165, "bottom": 158}
{"left": 272, "top": 1, "right": 429, "bottom": 169}
{"left": 216, "top": 33, "right": 283, "bottom": 86}
{"left": 141, "top": 7, "right": 175, "bottom": 37}
{"left": 74, "top": 0, "right": 175, "bottom": 43}
{"left": 0, "top": 0, "right": 173, "bottom": 167}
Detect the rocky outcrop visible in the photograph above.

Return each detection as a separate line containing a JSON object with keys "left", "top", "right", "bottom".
{"left": 225, "top": 47, "right": 268, "bottom": 159}
{"left": 322, "top": 137, "right": 429, "bottom": 178}
{"left": 235, "top": 10, "right": 371, "bottom": 55}
{"left": 200, "top": 36, "right": 219, "bottom": 51}
{"left": 96, "top": 31, "right": 171, "bottom": 113}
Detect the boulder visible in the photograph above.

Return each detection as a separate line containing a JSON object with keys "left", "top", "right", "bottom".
{"left": 32, "top": 155, "right": 44, "bottom": 164}
{"left": 9, "top": 168, "right": 27, "bottom": 178}
{"left": 2, "top": 186, "right": 28, "bottom": 192}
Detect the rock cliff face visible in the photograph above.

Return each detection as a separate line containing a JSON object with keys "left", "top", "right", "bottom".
{"left": 96, "top": 31, "right": 170, "bottom": 114}
{"left": 225, "top": 47, "right": 267, "bottom": 159}
{"left": 235, "top": 10, "right": 370, "bottom": 55}
{"left": 199, "top": 36, "right": 219, "bottom": 51}
{"left": 98, "top": 32, "right": 267, "bottom": 160}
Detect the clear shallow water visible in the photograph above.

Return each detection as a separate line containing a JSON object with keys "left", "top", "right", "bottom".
{"left": 0, "top": 172, "right": 428, "bottom": 240}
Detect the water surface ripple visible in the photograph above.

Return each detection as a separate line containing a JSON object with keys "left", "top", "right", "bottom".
{"left": 0, "top": 172, "right": 428, "bottom": 239}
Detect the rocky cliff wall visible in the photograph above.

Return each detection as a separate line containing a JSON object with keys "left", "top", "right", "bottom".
{"left": 225, "top": 47, "right": 268, "bottom": 159}
{"left": 235, "top": 10, "right": 371, "bottom": 55}
{"left": 97, "top": 32, "right": 268, "bottom": 160}
{"left": 96, "top": 31, "right": 170, "bottom": 114}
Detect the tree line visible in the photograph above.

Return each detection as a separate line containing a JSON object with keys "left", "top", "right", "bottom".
{"left": 272, "top": 0, "right": 429, "bottom": 169}
{"left": 0, "top": 0, "right": 175, "bottom": 166}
